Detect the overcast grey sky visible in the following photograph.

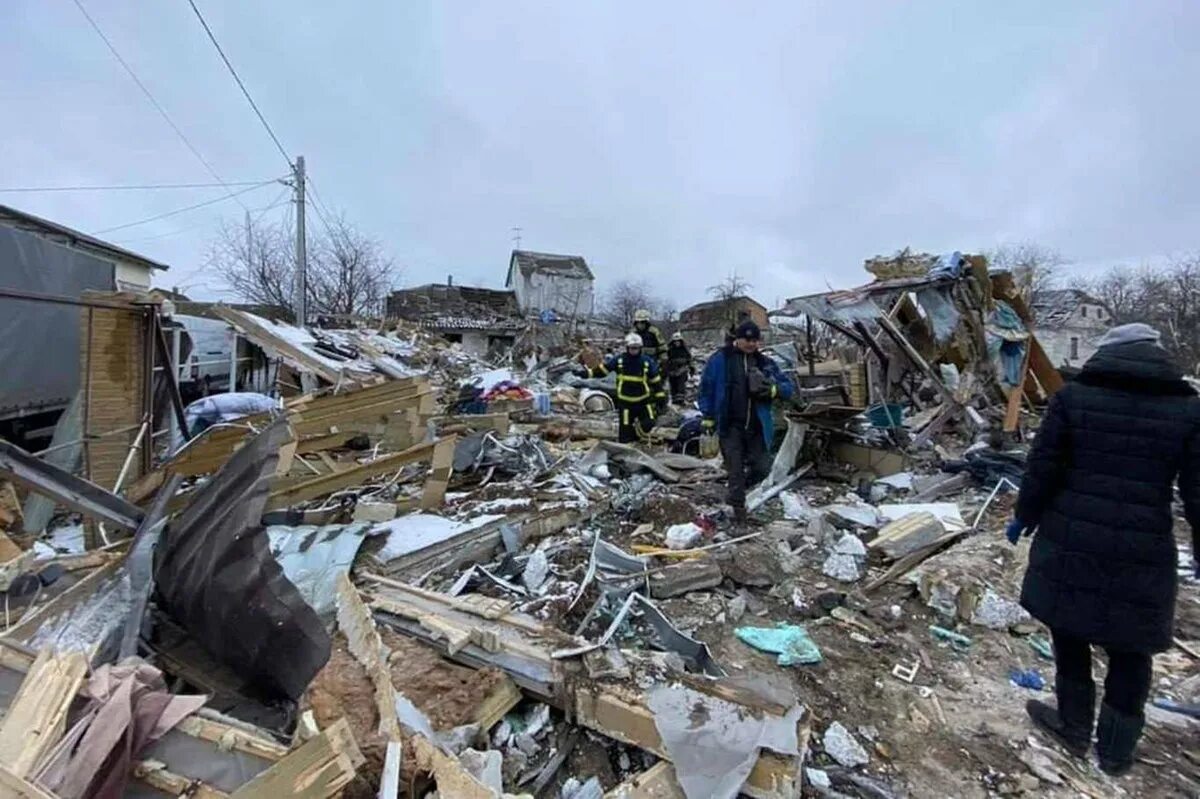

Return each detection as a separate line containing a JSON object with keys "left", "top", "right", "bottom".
{"left": 3, "top": 2, "right": 1198, "bottom": 308}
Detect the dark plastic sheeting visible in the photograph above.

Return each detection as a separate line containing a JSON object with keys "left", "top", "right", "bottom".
{"left": 0, "top": 225, "right": 115, "bottom": 417}
{"left": 153, "top": 416, "right": 331, "bottom": 700}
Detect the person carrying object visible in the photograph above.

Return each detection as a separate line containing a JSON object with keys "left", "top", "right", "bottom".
{"left": 631, "top": 308, "right": 668, "bottom": 366}
{"left": 698, "top": 320, "right": 794, "bottom": 524}
{"left": 577, "top": 332, "right": 667, "bottom": 444}
{"left": 1005, "top": 322, "right": 1200, "bottom": 776}
{"left": 665, "top": 331, "right": 694, "bottom": 404}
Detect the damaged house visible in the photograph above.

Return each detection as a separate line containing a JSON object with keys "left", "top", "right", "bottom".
{"left": 1030, "top": 288, "right": 1111, "bottom": 369}
{"left": 679, "top": 295, "right": 769, "bottom": 345}
{"left": 505, "top": 249, "right": 595, "bottom": 320}
{"left": 386, "top": 281, "right": 525, "bottom": 357}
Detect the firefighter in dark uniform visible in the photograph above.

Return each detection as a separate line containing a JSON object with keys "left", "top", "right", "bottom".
{"left": 632, "top": 309, "right": 668, "bottom": 366}
{"left": 580, "top": 333, "right": 667, "bottom": 443}
{"left": 665, "top": 332, "right": 693, "bottom": 405}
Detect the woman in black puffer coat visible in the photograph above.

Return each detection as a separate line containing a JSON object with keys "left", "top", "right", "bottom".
{"left": 1012, "top": 323, "right": 1200, "bottom": 776}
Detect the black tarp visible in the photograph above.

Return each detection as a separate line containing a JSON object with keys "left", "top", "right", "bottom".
{"left": 0, "top": 225, "right": 115, "bottom": 417}
{"left": 153, "top": 416, "right": 330, "bottom": 700}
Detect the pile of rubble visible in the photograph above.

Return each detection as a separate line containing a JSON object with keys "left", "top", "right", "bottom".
{"left": 0, "top": 255, "right": 1195, "bottom": 799}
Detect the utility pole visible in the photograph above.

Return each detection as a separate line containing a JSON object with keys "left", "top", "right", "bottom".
{"left": 511, "top": 226, "right": 522, "bottom": 250}
{"left": 293, "top": 155, "right": 307, "bottom": 326}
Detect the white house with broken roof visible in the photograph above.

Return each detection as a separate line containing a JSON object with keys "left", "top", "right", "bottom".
{"left": 505, "top": 249, "right": 595, "bottom": 319}
{"left": 1031, "top": 288, "right": 1111, "bottom": 369}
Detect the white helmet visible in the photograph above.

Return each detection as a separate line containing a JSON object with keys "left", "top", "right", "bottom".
{"left": 624, "top": 332, "right": 643, "bottom": 348}
{"left": 670, "top": 332, "right": 683, "bottom": 342}
{"left": 633, "top": 309, "right": 651, "bottom": 323}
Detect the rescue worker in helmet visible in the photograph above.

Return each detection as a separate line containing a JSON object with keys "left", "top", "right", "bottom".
{"left": 665, "top": 332, "right": 693, "bottom": 405}
{"left": 631, "top": 309, "right": 668, "bottom": 366}
{"left": 578, "top": 333, "right": 667, "bottom": 443}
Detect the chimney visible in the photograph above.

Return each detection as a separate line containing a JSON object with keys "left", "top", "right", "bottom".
{"left": 447, "top": 274, "right": 453, "bottom": 287}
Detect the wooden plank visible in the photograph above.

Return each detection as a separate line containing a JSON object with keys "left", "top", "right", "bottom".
{"left": 605, "top": 761, "right": 686, "bottom": 798}
{"left": 0, "top": 765, "right": 58, "bottom": 799}
{"left": 174, "top": 715, "right": 290, "bottom": 762}
{"left": 228, "top": 718, "right": 361, "bottom": 799}
{"left": 265, "top": 438, "right": 445, "bottom": 510}
{"left": 419, "top": 435, "right": 455, "bottom": 511}
{"left": 134, "top": 760, "right": 229, "bottom": 798}
{"left": 0, "top": 532, "right": 33, "bottom": 592}
{"left": 1027, "top": 334, "right": 1065, "bottom": 395}
{"left": 334, "top": 574, "right": 401, "bottom": 741}
{"left": 0, "top": 648, "right": 88, "bottom": 777}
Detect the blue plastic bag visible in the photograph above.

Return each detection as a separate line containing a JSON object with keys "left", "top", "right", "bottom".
{"left": 735, "top": 624, "right": 822, "bottom": 666}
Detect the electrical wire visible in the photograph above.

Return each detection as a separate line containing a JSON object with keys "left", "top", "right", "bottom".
{"left": 110, "top": 186, "right": 291, "bottom": 245}
{"left": 91, "top": 179, "right": 280, "bottom": 235}
{"left": 185, "top": 0, "right": 293, "bottom": 169}
{"left": 71, "top": 0, "right": 252, "bottom": 212}
{"left": 0, "top": 180, "right": 273, "bottom": 194}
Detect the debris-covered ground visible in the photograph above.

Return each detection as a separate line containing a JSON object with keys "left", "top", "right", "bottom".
{"left": 0, "top": 253, "right": 1196, "bottom": 798}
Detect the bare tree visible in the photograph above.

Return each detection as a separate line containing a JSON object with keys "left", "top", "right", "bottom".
{"left": 207, "top": 212, "right": 397, "bottom": 319}
{"left": 706, "top": 272, "right": 754, "bottom": 327}
{"left": 987, "top": 243, "right": 1065, "bottom": 304}
{"left": 599, "top": 280, "right": 670, "bottom": 329}
{"left": 204, "top": 217, "right": 295, "bottom": 309}
{"left": 308, "top": 214, "right": 395, "bottom": 318}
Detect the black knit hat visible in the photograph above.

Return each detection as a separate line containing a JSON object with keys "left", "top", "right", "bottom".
{"left": 734, "top": 320, "right": 761, "bottom": 341}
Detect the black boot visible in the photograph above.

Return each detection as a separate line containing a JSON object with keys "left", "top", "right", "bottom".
{"left": 1026, "top": 677, "right": 1095, "bottom": 758}
{"left": 1096, "top": 703, "right": 1144, "bottom": 777}
{"left": 732, "top": 504, "right": 748, "bottom": 526}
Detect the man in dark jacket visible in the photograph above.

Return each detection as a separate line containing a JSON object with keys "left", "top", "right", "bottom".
{"left": 632, "top": 309, "right": 668, "bottom": 366}
{"left": 665, "top": 332, "right": 693, "bottom": 405}
{"left": 699, "top": 320, "right": 795, "bottom": 523}
{"left": 579, "top": 332, "right": 667, "bottom": 444}
{"left": 1010, "top": 323, "right": 1200, "bottom": 776}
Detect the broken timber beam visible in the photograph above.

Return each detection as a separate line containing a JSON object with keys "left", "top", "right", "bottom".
{"left": 605, "top": 761, "right": 686, "bottom": 798}
{"left": 265, "top": 436, "right": 454, "bottom": 510}
{"left": 0, "top": 440, "right": 143, "bottom": 533}
{"left": 0, "top": 648, "right": 88, "bottom": 778}
{"left": 227, "top": 718, "right": 362, "bottom": 799}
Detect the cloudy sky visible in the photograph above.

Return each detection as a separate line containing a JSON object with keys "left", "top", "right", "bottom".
{"left": 3, "top": 1, "right": 1198, "bottom": 309}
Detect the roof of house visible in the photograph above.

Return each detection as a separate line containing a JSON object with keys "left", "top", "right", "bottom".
{"left": 0, "top": 203, "right": 171, "bottom": 271}
{"left": 680, "top": 295, "right": 766, "bottom": 316}
{"left": 506, "top": 250, "right": 593, "bottom": 286}
{"left": 1031, "top": 288, "right": 1105, "bottom": 325}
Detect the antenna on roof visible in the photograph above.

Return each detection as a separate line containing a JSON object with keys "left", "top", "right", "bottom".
{"left": 511, "top": 226, "right": 522, "bottom": 250}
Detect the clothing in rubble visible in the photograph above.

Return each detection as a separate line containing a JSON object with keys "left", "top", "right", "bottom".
{"left": 633, "top": 321, "right": 668, "bottom": 365}
{"left": 1012, "top": 328, "right": 1200, "bottom": 775}
{"left": 665, "top": 339, "right": 693, "bottom": 403}
{"left": 586, "top": 350, "right": 667, "bottom": 444}
{"left": 698, "top": 322, "right": 794, "bottom": 511}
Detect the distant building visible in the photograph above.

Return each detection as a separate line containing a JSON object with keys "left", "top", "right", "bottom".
{"left": 1031, "top": 288, "right": 1111, "bottom": 369}
{"left": 678, "top": 296, "right": 769, "bottom": 344}
{"left": 505, "top": 250, "right": 595, "bottom": 318}
{"left": 386, "top": 280, "right": 524, "bottom": 357}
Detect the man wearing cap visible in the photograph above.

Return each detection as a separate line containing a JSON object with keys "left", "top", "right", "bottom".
{"left": 578, "top": 332, "right": 667, "bottom": 444}
{"left": 1009, "top": 322, "right": 1200, "bottom": 776}
{"left": 698, "top": 320, "right": 794, "bottom": 523}
{"left": 631, "top": 309, "right": 668, "bottom": 366}
{"left": 665, "top": 332, "right": 693, "bottom": 405}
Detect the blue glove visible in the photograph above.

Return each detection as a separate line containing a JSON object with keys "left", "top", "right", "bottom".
{"left": 1005, "top": 518, "right": 1031, "bottom": 545}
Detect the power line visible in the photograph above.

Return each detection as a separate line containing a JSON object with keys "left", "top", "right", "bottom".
{"left": 185, "top": 0, "right": 293, "bottom": 169}
{"left": 110, "top": 188, "right": 290, "bottom": 245}
{"left": 92, "top": 179, "right": 280, "bottom": 235}
{"left": 71, "top": 0, "right": 251, "bottom": 212}
{"left": 0, "top": 180, "right": 275, "bottom": 194}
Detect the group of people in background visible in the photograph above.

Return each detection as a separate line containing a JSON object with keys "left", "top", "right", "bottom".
{"left": 576, "top": 308, "right": 795, "bottom": 524}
